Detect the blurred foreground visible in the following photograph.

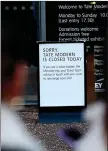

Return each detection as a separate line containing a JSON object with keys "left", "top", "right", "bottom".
{"left": 17, "top": 106, "right": 89, "bottom": 151}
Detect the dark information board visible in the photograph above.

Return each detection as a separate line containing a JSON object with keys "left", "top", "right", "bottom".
{"left": 45, "top": 1, "right": 108, "bottom": 100}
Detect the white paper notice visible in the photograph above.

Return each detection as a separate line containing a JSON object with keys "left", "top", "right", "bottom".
{"left": 39, "top": 43, "right": 85, "bottom": 107}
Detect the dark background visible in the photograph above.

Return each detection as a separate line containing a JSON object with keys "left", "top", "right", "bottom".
{"left": 1, "top": 1, "right": 38, "bottom": 66}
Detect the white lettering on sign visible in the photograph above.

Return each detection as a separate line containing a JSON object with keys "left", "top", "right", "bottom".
{"left": 95, "top": 83, "right": 103, "bottom": 89}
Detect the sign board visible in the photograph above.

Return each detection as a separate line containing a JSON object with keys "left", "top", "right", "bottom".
{"left": 45, "top": 1, "right": 107, "bottom": 99}
{"left": 38, "top": 42, "right": 86, "bottom": 113}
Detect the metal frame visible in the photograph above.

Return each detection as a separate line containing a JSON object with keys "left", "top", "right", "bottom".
{"left": 106, "top": 16, "right": 108, "bottom": 101}
{"left": 39, "top": 1, "right": 46, "bottom": 41}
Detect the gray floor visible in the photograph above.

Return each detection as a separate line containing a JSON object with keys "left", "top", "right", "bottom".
{"left": 17, "top": 106, "right": 89, "bottom": 151}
